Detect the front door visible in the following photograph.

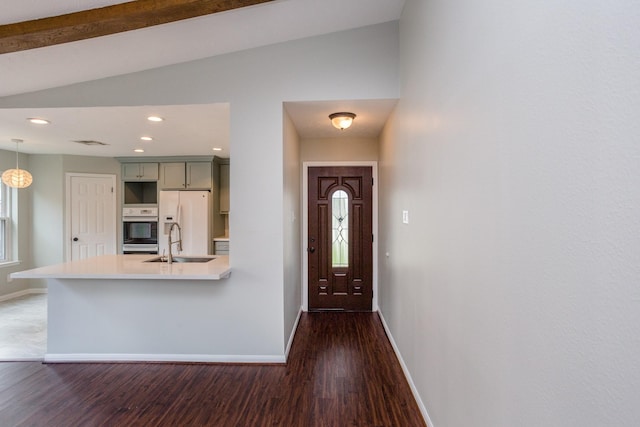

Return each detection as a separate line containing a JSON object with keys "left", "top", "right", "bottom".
{"left": 308, "top": 166, "right": 373, "bottom": 311}
{"left": 68, "top": 174, "right": 117, "bottom": 261}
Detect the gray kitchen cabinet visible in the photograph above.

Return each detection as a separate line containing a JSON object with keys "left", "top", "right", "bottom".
{"left": 159, "top": 162, "right": 185, "bottom": 188}
{"left": 219, "top": 163, "right": 230, "bottom": 213}
{"left": 122, "top": 163, "right": 158, "bottom": 181}
{"left": 159, "top": 162, "right": 212, "bottom": 190}
{"left": 187, "top": 162, "right": 212, "bottom": 189}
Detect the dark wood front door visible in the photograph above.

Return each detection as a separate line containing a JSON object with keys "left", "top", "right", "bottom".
{"left": 308, "top": 166, "right": 373, "bottom": 311}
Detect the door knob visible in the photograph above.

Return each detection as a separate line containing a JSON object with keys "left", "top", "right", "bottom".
{"left": 73, "top": 237, "right": 79, "bottom": 242}
{"left": 308, "top": 246, "right": 315, "bottom": 253}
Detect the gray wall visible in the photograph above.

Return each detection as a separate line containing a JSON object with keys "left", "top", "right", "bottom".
{"left": 28, "top": 154, "right": 120, "bottom": 289}
{"left": 282, "top": 109, "right": 302, "bottom": 350}
{"left": 0, "top": 22, "right": 399, "bottom": 357}
{"left": 379, "top": 1, "right": 640, "bottom": 426}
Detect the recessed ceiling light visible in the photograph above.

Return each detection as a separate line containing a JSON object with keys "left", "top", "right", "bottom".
{"left": 134, "top": 149, "right": 145, "bottom": 153}
{"left": 140, "top": 136, "right": 153, "bottom": 141}
{"left": 147, "top": 116, "right": 163, "bottom": 122}
{"left": 28, "top": 118, "right": 50, "bottom": 125}
{"left": 213, "top": 147, "right": 223, "bottom": 151}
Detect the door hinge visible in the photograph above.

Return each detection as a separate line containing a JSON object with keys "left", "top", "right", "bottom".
{"left": 372, "top": 234, "right": 374, "bottom": 243}
{"left": 372, "top": 177, "right": 374, "bottom": 186}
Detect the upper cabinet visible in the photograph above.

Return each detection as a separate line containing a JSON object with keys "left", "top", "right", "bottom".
{"left": 122, "top": 163, "right": 158, "bottom": 181}
{"left": 159, "top": 162, "right": 212, "bottom": 190}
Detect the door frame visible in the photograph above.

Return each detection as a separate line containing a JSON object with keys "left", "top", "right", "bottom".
{"left": 65, "top": 172, "right": 117, "bottom": 262}
{"left": 302, "top": 161, "right": 378, "bottom": 312}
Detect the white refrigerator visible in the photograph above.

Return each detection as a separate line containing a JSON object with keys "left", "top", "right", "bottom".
{"left": 158, "top": 191, "right": 210, "bottom": 256}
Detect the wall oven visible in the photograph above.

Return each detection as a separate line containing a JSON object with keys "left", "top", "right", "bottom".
{"left": 122, "top": 207, "right": 158, "bottom": 254}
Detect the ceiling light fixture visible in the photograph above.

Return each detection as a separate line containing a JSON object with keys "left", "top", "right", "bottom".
{"left": 140, "top": 136, "right": 153, "bottom": 141}
{"left": 329, "top": 112, "right": 356, "bottom": 130}
{"left": 147, "top": 116, "right": 163, "bottom": 122}
{"left": 28, "top": 118, "right": 50, "bottom": 125}
{"left": 213, "top": 147, "right": 222, "bottom": 151}
{"left": 2, "top": 139, "right": 33, "bottom": 189}
{"left": 134, "top": 149, "right": 145, "bottom": 153}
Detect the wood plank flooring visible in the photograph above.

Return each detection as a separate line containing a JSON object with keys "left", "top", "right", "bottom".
{"left": 0, "top": 312, "right": 426, "bottom": 426}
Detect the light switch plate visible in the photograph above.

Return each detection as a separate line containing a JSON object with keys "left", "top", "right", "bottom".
{"left": 402, "top": 210, "right": 409, "bottom": 224}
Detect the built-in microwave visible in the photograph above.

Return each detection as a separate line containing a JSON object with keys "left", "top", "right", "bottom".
{"left": 122, "top": 207, "right": 158, "bottom": 254}
{"left": 123, "top": 181, "right": 157, "bottom": 206}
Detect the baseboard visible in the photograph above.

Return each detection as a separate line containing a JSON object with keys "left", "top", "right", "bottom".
{"left": 44, "top": 353, "right": 287, "bottom": 364}
{"left": 285, "top": 307, "right": 303, "bottom": 361}
{"left": 377, "top": 311, "right": 435, "bottom": 427}
{"left": 0, "top": 288, "right": 47, "bottom": 302}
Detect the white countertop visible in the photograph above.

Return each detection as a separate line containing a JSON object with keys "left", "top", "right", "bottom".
{"left": 213, "top": 236, "right": 229, "bottom": 242}
{"left": 10, "top": 254, "right": 231, "bottom": 281}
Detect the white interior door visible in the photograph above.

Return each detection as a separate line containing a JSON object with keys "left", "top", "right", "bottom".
{"left": 67, "top": 173, "right": 116, "bottom": 261}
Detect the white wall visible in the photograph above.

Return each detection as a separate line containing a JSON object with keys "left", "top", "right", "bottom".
{"left": 0, "top": 22, "right": 399, "bottom": 358}
{"left": 379, "top": 1, "right": 640, "bottom": 426}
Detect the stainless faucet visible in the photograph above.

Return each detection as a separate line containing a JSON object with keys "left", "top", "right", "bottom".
{"left": 167, "top": 222, "right": 182, "bottom": 264}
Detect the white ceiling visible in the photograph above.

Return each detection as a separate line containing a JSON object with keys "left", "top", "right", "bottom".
{"left": 0, "top": 0, "right": 404, "bottom": 157}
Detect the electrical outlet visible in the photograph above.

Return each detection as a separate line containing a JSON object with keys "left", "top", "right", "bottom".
{"left": 402, "top": 210, "right": 409, "bottom": 224}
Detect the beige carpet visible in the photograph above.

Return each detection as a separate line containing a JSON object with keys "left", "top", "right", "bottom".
{"left": 0, "top": 293, "right": 46, "bottom": 361}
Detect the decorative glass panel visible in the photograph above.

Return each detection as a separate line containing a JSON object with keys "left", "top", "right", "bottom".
{"left": 332, "top": 190, "right": 349, "bottom": 267}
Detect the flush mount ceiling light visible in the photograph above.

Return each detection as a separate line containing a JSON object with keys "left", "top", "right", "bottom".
{"left": 147, "top": 116, "right": 163, "bottom": 122}
{"left": 140, "top": 136, "right": 153, "bottom": 141}
{"left": 134, "top": 148, "right": 145, "bottom": 153}
{"left": 329, "top": 112, "right": 356, "bottom": 130}
{"left": 28, "top": 118, "right": 50, "bottom": 125}
{"left": 2, "top": 139, "right": 33, "bottom": 189}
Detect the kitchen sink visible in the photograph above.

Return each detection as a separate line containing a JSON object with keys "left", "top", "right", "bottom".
{"left": 144, "top": 256, "right": 216, "bottom": 263}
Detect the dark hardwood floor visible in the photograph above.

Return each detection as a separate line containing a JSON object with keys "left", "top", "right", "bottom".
{"left": 0, "top": 312, "right": 426, "bottom": 426}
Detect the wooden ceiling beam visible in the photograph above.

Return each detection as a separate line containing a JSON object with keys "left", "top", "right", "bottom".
{"left": 0, "top": 0, "right": 274, "bottom": 54}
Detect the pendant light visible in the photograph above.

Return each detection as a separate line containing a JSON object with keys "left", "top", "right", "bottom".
{"left": 2, "top": 139, "right": 33, "bottom": 189}
{"left": 329, "top": 112, "right": 356, "bottom": 130}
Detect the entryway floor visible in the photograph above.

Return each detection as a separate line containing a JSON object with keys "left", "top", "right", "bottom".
{"left": 0, "top": 293, "right": 46, "bottom": 361}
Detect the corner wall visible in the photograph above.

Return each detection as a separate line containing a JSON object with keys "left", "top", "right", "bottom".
{"left": 379, "top": 1, "right": 640, "bottom": 426}
{"left": 283, "top": 109, "right": 302, "bottom": 352}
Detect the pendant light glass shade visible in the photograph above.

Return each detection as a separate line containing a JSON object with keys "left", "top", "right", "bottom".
{"left": 2, "top": 139, "right": 33, "bottom": 189}
{"left": 2, "top": 168, "right": 33, "bottom": 188}
{"left": 329, "top": 112, "right": 356, "bottom": 130}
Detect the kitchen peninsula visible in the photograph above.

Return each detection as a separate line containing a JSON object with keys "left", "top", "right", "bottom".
{"left": 11, "top": 254, "right": 232, "bottom": 363}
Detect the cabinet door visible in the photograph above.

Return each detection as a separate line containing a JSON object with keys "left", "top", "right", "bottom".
{"left": 122, "top": 163, "right": 142, "bottom": 180}
{"left": 139, "top": 163, "right": 159, "bottom": 180}
{"left": 186, "top": 162, "right": 212, "bottom": 189}
{"left": 219, "top": 164, "right": 230, "bottom": 213}
{"left": 159, "top": 162, "right": 186, "bottom": 189}
{"left": 122, "top": 163, "right": 158, "bottom": 180}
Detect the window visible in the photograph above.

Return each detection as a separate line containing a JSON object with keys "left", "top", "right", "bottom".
{"left": 0, "top": 181, "right": 10, "bottom": 262}
{"left": 331, "top": 190, "right": 349, "bottom": 267}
